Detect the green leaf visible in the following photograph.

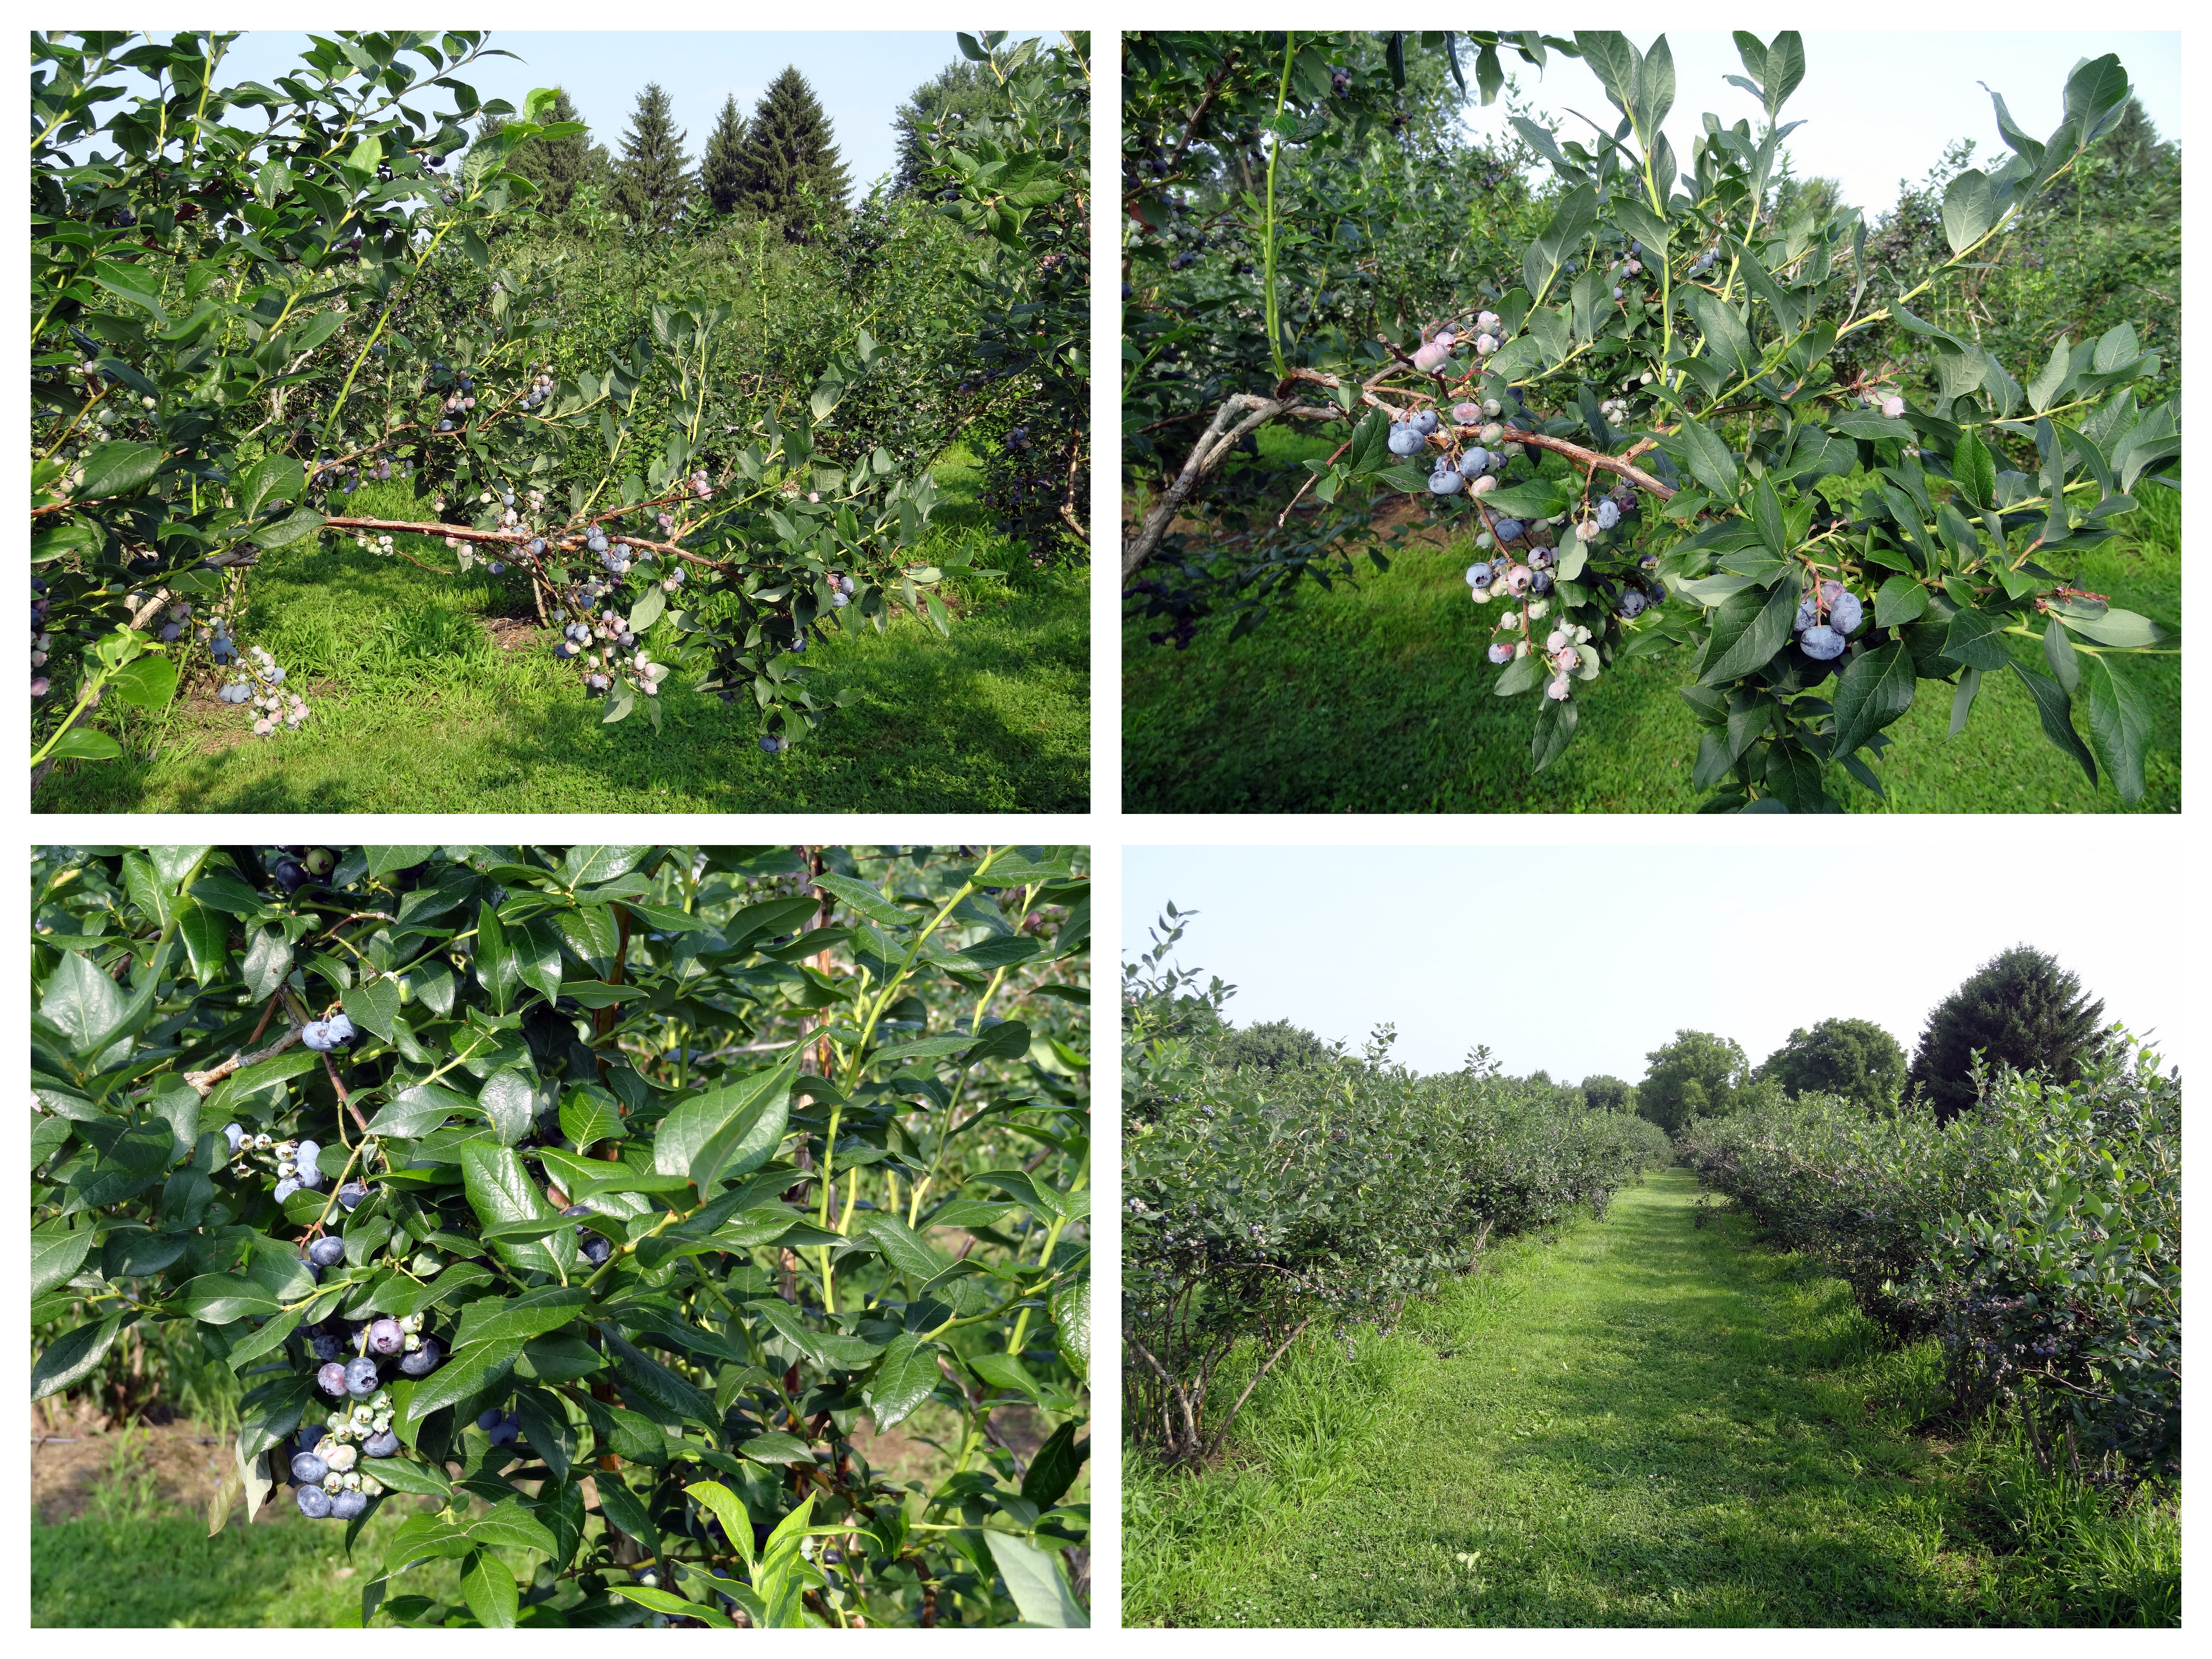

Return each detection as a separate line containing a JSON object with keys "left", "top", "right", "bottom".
{"left": 594, "top": 1473, "right": 661, "bottom": 1550}
{"left": 1828, "top": 642, "right": 1917, "bottom": 759}
{"left": 1672, "top": 417, "right": 1740, "bottom": 499}
{"left": 33, "top": 1314, "right": 126, "bottom": 1400}
{"left": 459, "top": 1548, "right": 519, "bottom": 1629}
{"left": 364, "top": 847, "right": 435, "bottom": 878}
{"left": 1530, "top": 695, "right": 1578, "bottom": 772}
{"left": 861, "top": 1332, "right": 941, "bottom": 1431}
{"left": 1021, "top": 1419, "right": 1088, "bottom": 1510}
{"left": 1050, "top": 1278, "right": 1090, "bottom": 1384}
{"left": 366, "top": 1082, "right": 478, "bottom": 1139}
{"left": 1941, "top": 168, "right": 1994, "bottom": 254}
{"left": 1951, "top": 429, "right": 1998, "bottom": 510}
{"left": 1700, "top": 579, "right": 1797, "bottom": 686}
{"left": 737, "top": 1430, "right": 817, "bottom": 1467}
{"left": 1941, "top": 607, "right": 2013, "bottom": 671}
{"left": 611, "top": 1586, "right": 735, "bottom": 1627}
{"left": 2056, "top": 607, "right": 2160, "bottom": 648}
{"left": 2083, "top": 652, "right": 2152, "bottom": 805}
{"left": 602, "top": 1328, "right": 717, "bottom": 1428}
{"left": 340, "top": 976, "right": 402, "bottom": 1043}
{"left": 460, "top": 1141, "right": 574, "bottom": 1277}
{"left": 76, "top": 440, "right": 163, "bottom": 500}
{"left": 2006, "top": 661, "right": 2097, "bottom": 787}
{"left": 31, "top": 1225, "right": 96, "bottom": 1298}
{"left": 985, "top": 1529, "right": 1087, "bottom": 1627}
{"left": 559, "top": 1088, "right": 626, "bottom": 1151}
{"left": 1873, "top": 574, "right": 1929, "bottom": 629}
{"left": 181, "top": 1273, "right": 284, "bottom": 1325}
{"left": 2043, "top": 615, "right": 2080, "bottom": 694}
{"left": 477, "top": 1068, "right": 538, "bottom": 1147}
{"left": 400, "top": 1342, "right": 515, "bottom": 1427}
{"left": 240, "top": 925, "right": 292, "bottom": 1000}
{"left": 108, "top": 654, "right": 178, "bottom": 710}
{"left": 652, "top": 1057, "right": 796, "bottom": 1192}
{"left": 812, "top": 873, "right": 910, "bottom": 930}
{"left": 469, "top": 1499, "right": 559, "bottom": 1556}
{"left": 44, "top": 727, "right": 123, "bottom": 761}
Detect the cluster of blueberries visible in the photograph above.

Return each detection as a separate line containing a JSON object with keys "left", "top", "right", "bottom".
{"left": 269, "top": 845, "right": 337, "bottom": 894}
{"left": 1408, "top": 308, "right": 1506, "bottom": 378}
{"left": 563, "top": 1203, "right": 614, "bottom": 1265}
{"left": 286, "top": 1284, "right": 445, "bottom": 1519}
{"left": 519, "top": 369, "right": 554, "bottom": 413}
{"left": 30, "top": 578, "right": 54, "bottom": 700}
{"left": 223, "top": 1122, "right": 327, "bottom": 1204}
{"left": 216, "top": 644, "right": 309, "bottom": 735}
{"left": 1794, "top": 579, "right": 1864, "bottom": 661}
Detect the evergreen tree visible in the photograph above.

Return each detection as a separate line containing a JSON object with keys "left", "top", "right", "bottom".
{"left": 472, "top": 88, "right": 607, "bottom": 215}
{"left": 609, "top": 82, "right": 693, "bottom": 233}
{"left": 737, "top": 66, "right": 852, "bottom": 233}
{"left": 1757, "top": 1017, "right": 1906, "bottom": 1112}
{"left": 699, "top": 93, "right": 748, "bottom": 216}
{"left": 1906, "top": 946, "right": 2108, "bottom": 1122}
{"left": 891, "top": 59, "right": 1001, "bottom": 194}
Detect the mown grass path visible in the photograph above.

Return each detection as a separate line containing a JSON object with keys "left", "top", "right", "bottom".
{"left": 1128, "top": 1167, "right": 2157, "bottom": 1626}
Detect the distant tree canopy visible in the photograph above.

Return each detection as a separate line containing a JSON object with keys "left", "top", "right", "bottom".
{"left": 892, "top": 58, "right": 1005, "bottom": 193}
{"left": 473, "top": 87, "right": 607, "bottom": 215}
{"left": 608, "top": 80, "right": 694, "bottom": 233}
{"left": 737, "top": 65, "right": 852, "bottom": 233}
{"left": 1638, "top": 1030, "right": 1752, "bottom": 1136}
{"left": 1907, "top": 946, "right": 2109, "bottom": 1122}
{"left": 1580, "top": 1074, "right": 1639, "bottom": 1115}
{"left": 699, "top": 92, "right": 749, "bottom": 216}
{"left": 1757, "top": 1017, "right": 1906, "bottom": 1112}
{"left": 1216, "top": 1017, "right": 1333, "bottom": 1074}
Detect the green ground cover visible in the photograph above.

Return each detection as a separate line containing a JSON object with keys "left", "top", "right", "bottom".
{"left": 40, "top": 456, "right": 1087, "bottom": 814}
{"left": 1125, "top": 1167, "right": 2178, "bottom": 1627}
{"left": 1123, "top": 435, "right": 2178, "bottom": 814}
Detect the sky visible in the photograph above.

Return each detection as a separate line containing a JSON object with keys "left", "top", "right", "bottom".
{"left": 1124, "top": 845, "right": 2195, "bottom": 1084}
{"left": 73, "top": 30, "right": 1036, "bottom": 198}
{"left": 1458, "top": 31, "right": 2182, "bottom": 217}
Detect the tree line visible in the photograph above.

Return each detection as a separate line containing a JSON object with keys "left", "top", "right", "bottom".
{"left": 474, "top": 57, "right": 1008, "bottom": 236}
{"left": 1177, "top": 942, "right": 2112, "bottom": 1131}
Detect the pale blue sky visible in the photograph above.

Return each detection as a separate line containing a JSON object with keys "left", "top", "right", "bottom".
{"left": 1124, "top": 845, "right": 2192, "bottom": 1084}
{"left": 1460, "top": 31, "right": 2181, "bottom": 215}
{"left": 69, "top": 31, "right": 1040, "bottom": 199}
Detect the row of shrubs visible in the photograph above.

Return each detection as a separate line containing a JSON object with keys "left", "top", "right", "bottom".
{"left": 1122, "top": 1009, "right": 1669, "bottom": 1465}
{"left": 1678, "top": 1036, "right": 2179, "bottom": 1486}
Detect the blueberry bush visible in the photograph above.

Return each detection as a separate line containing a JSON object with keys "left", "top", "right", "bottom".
{"left": 1122, "top": 32, "right": 2179, "bottom": 810}
{"left": 1121, "top": 907, "right": 1667, "bottom": 1465}
{"left": 31, "top": 843, "right": 1090, "bottom": 1627}
{"left": 1678, "top": 1039, "right": 2178, "bottom": 1488}
{"left": 30, "top": 31, "right": 1090, "bottom": 785}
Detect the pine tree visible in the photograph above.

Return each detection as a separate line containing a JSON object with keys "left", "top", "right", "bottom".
{"left": 699, "top": 93, "right": 748, "bottom": 216}
{"left": 609, "top": 82, "right": 693, "bottom": 233}
{"left": 737, "top": 66, "right": 852, "bottom": 233}
{"left": 472, "top": 88, "right": 607, "bottom": 215}
{"left": 1906, "top": 946, "right": 2108, "bottom": 1121}
{"left": 891, "top": 59, "right": 1002, "bottom": 194}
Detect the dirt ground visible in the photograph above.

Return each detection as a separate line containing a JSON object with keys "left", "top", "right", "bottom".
{"left": 33, "top": 1393, "right": 1068, "bottom": 1529}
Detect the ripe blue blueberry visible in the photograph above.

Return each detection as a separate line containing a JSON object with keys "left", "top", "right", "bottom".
{"left": 345, "top": 1357, "right": 379, "bottom": 1396}
{"left": 291, "top": 1450, "right": 329, "bottom": 1484}
{"left": 223, "top": 1123, "right": 245, "bottom": 1154}
{"left": 329, "top": 1489, "right": 369, "bottom": 1521}
{"left": 1428, "top": 464, "right": 1463, "bottom": 496}
{"left": 1493, "top": 519, "right": 1523, "bottom": 544}
{"left": 1531, "top": 571, "right": 1554, "bottom": 595}
{"left": 312, "top": 1333, "right": 343, "bottom": 1361}
{"left": 1411, "top": 409, "right": 1439, "bottom": 437}
{"left": 303, "top": 1020, "right": 334, "bottom": 1052}
{"left": 399, "top": 1338, "right": 441, "bottom": 1377}
{"left": 363, "top": 1430, "right": 400, "bottom": 1459}
{"left": 1465, "top": 562, "right": 1493, "bottom": 588}
{"left": 1799, "top": 624, "right": 1846, "bottom": 660}
{"left": 297, "top": 1485, "right": 333, "bottom": 1519}
{"left": 1794, "top": 595, "right": 1820, "bottom": 632}
{"left": 478, "top": 1408, "right": 504, "bottom": 1432}
{"left": 308, "top": 1235, "right": 346, "bottom": 1268}
{"left": 337, "top": 1182, "right": 368, "bottom": 1211}
{"left": 366, "top": 1318, "right": 404, "bottom": 1357}
{"left": 1459, "top": 447, "right": 1490, "bottom": 478}
{"left": 1387, "top": 423, "right": 1424, "bottom": 458}
{"left": 1618, "top": 589, "right": 1647, "bottom": 619}
{"left": 273, "top": 1178, "right": 299, "bottom": 1202}
{"left": 1828, "top": 591, "right": 1863, "bottom": 635}
{"left": 1595, "top": 499, "right": 1621, "bottom": 531}
{"left": 758, "top": 736, "right": 782, "bottom": 754}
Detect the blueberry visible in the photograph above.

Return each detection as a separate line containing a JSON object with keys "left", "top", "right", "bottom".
{"left": 1531, "top": 571, "right": 1554, "bottom": 595}
{"left": 322, "top": 1014, "right": 355, "bottom": 1048}
{"left": 399, "top": 1338, "right": 441, "bottom": 1377}
{"left": 1387, "top": 423, "right": 1424, "bottom": 458}
{"left": 1618, "top": 589, "right": 1647, "bottom": 619}
{"left": 1799, "top": 624, "right": 1846, "bottom": 660}
{"left": 1459, "top": 447, "right": 1490, "bottom": 478}
{"left": 308, "top": 1235, "right": 346, "bottom": 1268}
{"left": 1795, "top": 595, "right": 1821, "bottom": 632}
{"left": 223, "top": 1123, "right": 245, "bottom": 1154}
{"left": 580, "top": 1233, "right": 612, "bottom": 1265}
{"left": 329, "top": 1489, "right": 369, "bottom": 1521}
{"left": 345, "top": 1357, "right": 379, "bottom": 1396}
{"left": 1828, "top": 591, "right": 1863, "bottom": 635}
{"left": 1411, "top": 409, "right": 1439, "bottom": 436}
{"left": 1526, "top": 546, "right": 1553, "bottom": 571}
{"left": 561, "top": 1204, "right": 593, "bottom": 1218}
{"left": 1493, "top": 519, "right": 1522, "bottom": 544}
{"left": 297, "top": 1486, "right": 333, "bottom": 1519}
{"left": 302, "top": 1020, "right": 332, "bottom": 1052}
{"left": 478, "top": 1408, "right": 505, "bottom": 1432}
{"left": 292, "top": 1451, "right": 329, "bottom": 1484}
{"left": 1428, "top": 466, "right": 1463, "bottom": 496}
{"left": 312, "top": 1333, "right": 343, "bottom": 1361}
{"left": 273, "top": 1178, "right": 300, "bottom": 1203}
{"left": 317, "top": 1360, "right": 350, "bottom": 1396}
{"left": 1465, "top": 562, "right": 1493, "bottom": 588}
{"left": 337, "top": 1182, "right": 368, "bottom": 1211}
{"left": 366, "top": 1318, "right": 404, "bottom": 1357}
{"left": 758, "top": 736, "right": 781, "bottom": 754}
{"left": 1487, "top": 642, "right": 1514, "bottom": 664}
{"left": 362, "top": 1430, "right": 400, "bottom": 1459}
{"left": 272, "top": 858, "right": 308, "bottom": 893}
{"left": 1595, "top": 499, "right": 1621, "bottom": 531}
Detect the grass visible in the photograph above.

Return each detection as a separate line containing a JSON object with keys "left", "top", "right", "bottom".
{"left": 32, "top": 1424, "right": 463, "bottom": 1628}
{"left": 1123, "top": 432, "right": 2179, "bottom": 813}
{"left": 40, "top": 451, "right": 1088, "bottom": 813}
{"left": 1125, "top": 1167, "right": 2179, "bottom": 1627}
